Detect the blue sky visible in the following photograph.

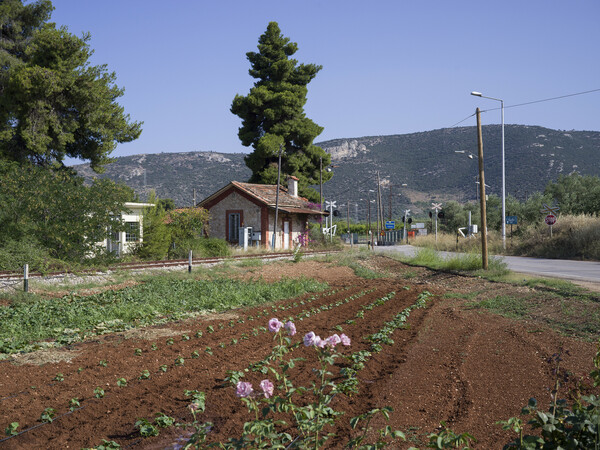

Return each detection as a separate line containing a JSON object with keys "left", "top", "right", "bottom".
{"left": 50, "top": 0, "right": 600, "bottom": 162}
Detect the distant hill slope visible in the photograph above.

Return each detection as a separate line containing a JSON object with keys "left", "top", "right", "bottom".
{"left": 75, "top": 151, "right": 251, "bottom": 208}
{"left": 74, "top": 125, "right": 600, "bottom": 219}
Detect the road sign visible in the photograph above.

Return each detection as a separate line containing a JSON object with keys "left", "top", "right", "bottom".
{"left": 506, "top": 216, "right": 518, "bottom": 225}
{"left": 545, "top": 214, "right": 557, "bottom": 226}
{"left": 385, "top": 221, "right": 395, "bottom": 229}
{"left": 431, "top": 202, "right": 442, "bottom": 211}
{"left": 540, "top": 203, "right": 560, "bottom": 215}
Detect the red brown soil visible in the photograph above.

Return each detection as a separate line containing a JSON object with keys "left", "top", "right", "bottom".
{"left": 0, "top": 256, "right": 598, "bottom": 449}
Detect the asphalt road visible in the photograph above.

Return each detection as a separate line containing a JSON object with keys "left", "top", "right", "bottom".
{"left": 372, "top": 244, "right": 600, "bottom": 284}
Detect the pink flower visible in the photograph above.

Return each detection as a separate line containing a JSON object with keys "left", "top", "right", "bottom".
{"left": 340, "top": 333, "right": 351, "bottom": 346}
{"left": 325, "top": 334, "right": 341, "bottom": 348}
{"left": 284, "top": 321, "right": 296, "bottom": 336}
{"left": 236, "top": 381, "right": 253, "bottom": 398}
{"left": 260, "top": 379, "right": 274, "bottom": 398}
{"left": 268, "top": 318, "right": 283, "bottom": 333}
{"left": 317, "top": 336, "right": 326, "bottom": 348}
{"left": 303, "top": 331, "right": 318, "bottom": 346}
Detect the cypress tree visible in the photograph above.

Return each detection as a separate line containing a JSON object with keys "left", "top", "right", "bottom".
{"left": 231, "top": 22, "right": 331, "bottom": 201}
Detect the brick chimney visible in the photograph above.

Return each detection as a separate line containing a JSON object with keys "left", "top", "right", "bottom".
{"left": 287, "top": 176, "right": 299, "bottom": 197}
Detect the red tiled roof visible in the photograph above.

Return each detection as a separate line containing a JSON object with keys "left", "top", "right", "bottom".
{"left": 198, "top": 181, "right": 327, "bottom": 215}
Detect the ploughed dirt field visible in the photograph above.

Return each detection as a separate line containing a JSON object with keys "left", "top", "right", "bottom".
{"left": 1, "top": 255, "right": 599, "bottom": 449}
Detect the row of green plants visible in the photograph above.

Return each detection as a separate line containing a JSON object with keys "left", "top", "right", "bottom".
{"left": 2, "top": 285, "right": 379, "bottom": 446}
{"left": 149, "top": 289, "right": 423, "bottom": 447}
{"left": 0, "top": 276, "right": 328, "bottom": 356}
{"left": 178, "top": 290, "right": 436, "bottom": 448}
{"left": 7, "top": 277, "right": 596, "bottom": 449}
{"left": 0, "top": 286, "right": 365, "bottom": 440}
{"left": 1, "top": 284, "right": 385, "bottom": 441}
{"left": 182, "top": 318, "right": 402, "bottom": 448}
{"left": 183, "top": 305, "right": 599, "bottom": 449}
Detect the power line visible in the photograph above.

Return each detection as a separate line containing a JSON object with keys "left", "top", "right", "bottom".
{"left": 448, "top": 112, "right": 476, "bottom": 128}
{"left": 481, "top": 88, "right": 600, "bottom": 113}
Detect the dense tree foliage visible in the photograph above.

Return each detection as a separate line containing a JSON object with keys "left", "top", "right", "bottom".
{"left": 157, "top": 198, "right": 176, "bottom": 211}
{"left": 138, "top": 202, "right": 213, "bottom": 260}
{"left": 231, "top": 22, "right": 331, "bottom": 201}
{"left": 136, "top": 191, "right": 172, "bottom": 260}
{"left": 167, "top": 207, "right": 210, "bottom": 257}
{"left": 544, "top": 173, "right": 600, "bottom": 216}
{"left": 436, "top": 174, "right": 600, "bottom": 234}
{"left": 0, "top": 0, "right": 142, "bottom": 171}
{"left": 0, "top": 161, "right": 134, "bottom": 261}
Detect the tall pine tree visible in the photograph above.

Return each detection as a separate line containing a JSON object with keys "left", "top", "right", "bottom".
{"left": 0, "top": 0, "right": 142, "bottom": 172}
{"left": 231, "top": 22, "right": 331, "bottom": 201}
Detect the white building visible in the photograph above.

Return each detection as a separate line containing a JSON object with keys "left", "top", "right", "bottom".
{"left": 98, "top": 202, "right": 154, "bottom": 256}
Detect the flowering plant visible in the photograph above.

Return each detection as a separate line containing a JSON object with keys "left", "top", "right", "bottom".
{"left": 184, "top": 318, "right": 405, "bottom": 449}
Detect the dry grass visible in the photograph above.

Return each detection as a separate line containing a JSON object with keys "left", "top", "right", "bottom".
{"left": 412, "top": 214, "right": 600, "bottom": 260}
{"left": 411, "top": 230, "right": 505, "bottom": 255}
{"left": 511, "top": 214, "right": 600, "bottom": 260}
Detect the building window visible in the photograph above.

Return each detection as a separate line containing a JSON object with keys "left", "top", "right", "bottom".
{"left": 125, "top": 222, "right": 140, "bottom": 242}
{"left": 228, "top": 213, "right": 240, "bottom": 243}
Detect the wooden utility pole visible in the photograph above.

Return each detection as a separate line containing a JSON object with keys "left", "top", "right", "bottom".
{"left": 347, "top": 202, "right": 352, "bottom": 248}
{"left": 376, "top": 172, "right": 382, "bottom": 244}
{"left": 347, "top": 202, "right": 350, "bottom": 232}
{"left": 367, "top": 197, "right": 371, "bottom": 236}
{"left": 272, "top": 144, "right": 283, "bottom": 249}
{"left": 476, "top": 108, "right": 489, "bottom": 270}
{"left": 319, "top": 157, "right": 323, "bottom": 231}
{"left": 388, "top": 186, "right": 392, "bottom": 221}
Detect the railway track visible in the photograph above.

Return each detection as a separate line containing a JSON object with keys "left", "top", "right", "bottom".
{"left": 0, "top": 250, "right": 339, "bottom": 282}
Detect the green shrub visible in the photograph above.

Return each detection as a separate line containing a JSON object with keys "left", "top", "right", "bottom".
{"left": 500, "top": 343, "right": 600, "bottom": 449}
{"left": 197, "top": 237, "right": 232, "bottom": 257}
{"left": 169, "top": 237, "right": 231, "bottom": 259}
{"left": 0, "top": 238, "right": 54, "bottom": 273}
{"left": 137, "top": 192, "right": 171, "bottom": 260}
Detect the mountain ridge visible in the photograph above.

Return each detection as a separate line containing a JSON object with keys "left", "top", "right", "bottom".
{"left": 73, "top": 125, "right": 600, "bottom": 219}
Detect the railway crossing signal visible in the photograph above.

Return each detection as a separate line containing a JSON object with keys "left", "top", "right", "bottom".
{"left": 431, "top": 203, "right": 443, "bottom": 242}
{"left": 540, "top": 203, "right": 560, "bottom": 215}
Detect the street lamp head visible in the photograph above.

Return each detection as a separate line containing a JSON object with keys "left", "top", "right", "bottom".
{"left": 471, "top": 91, "right": 482, "bottom": 97}
{"left": 468, "top": 154, "right": 474, "bottom": 159}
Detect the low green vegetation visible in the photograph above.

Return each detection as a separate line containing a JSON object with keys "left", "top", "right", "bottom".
{"left": 337, "top": 252, "right": 386, "bottom": 279}
{"left": 464, "top": 281, "right": 600, "bottom": 341}
{"left": 395, "top": 247, "right": 510, "bottom": 278}
{"left": 392, "top": 247, "right": 600, "bottom": 340}
{"left": 0, "top": 275, "right": 327, "bottom": 356}
{"left": 499, "top": 345, "right": 600, "bottom": 449}
{"left": 406, "top": 174, "right": 600, "bottom": 260}
{"left": 467, "top": 294, "right": 531, "bottom": 319}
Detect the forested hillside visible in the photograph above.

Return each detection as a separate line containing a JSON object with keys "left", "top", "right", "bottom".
{"left": 74, "top": 125, "right": 600, "bottom": 218}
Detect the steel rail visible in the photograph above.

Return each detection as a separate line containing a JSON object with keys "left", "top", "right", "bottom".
{"left": 0, "top": 250, "right": 340, "bottom": 281}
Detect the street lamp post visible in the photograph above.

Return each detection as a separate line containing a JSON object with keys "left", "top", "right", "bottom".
{"left": 471, "top": 91, "right": 506, "bottom": 250}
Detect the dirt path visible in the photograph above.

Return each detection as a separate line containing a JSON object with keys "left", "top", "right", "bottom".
{"left": 0, "top": 255, "right": 598, "bottom": 449}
